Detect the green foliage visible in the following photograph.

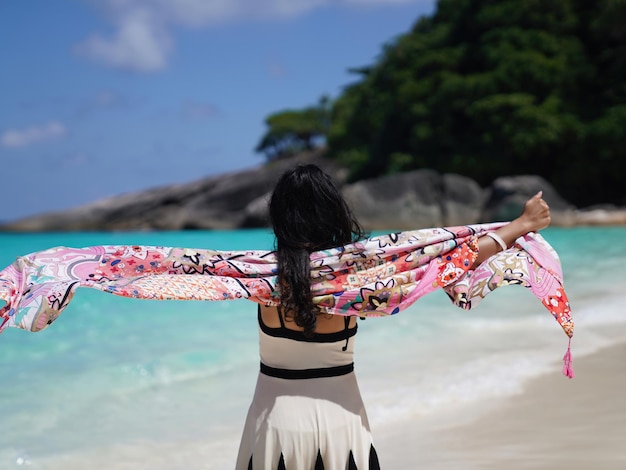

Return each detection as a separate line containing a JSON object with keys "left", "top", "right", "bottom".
{"left": 327, "top": 0, "right": 626, "bottom": 205}
{"left": 256, "top": 96, "right": 331, "bottom": 160}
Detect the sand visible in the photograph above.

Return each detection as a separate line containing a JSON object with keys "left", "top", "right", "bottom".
{"left": 376, "top": 342, "right": 626, "bottom": 469}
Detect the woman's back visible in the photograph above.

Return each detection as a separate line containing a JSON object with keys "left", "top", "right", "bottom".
{"left": 236, "top": 165, "right": 379, "bottom": 469}
{"left": 258, "top": 304, "right": 358, "bottom": 373}
{"left": 259, "top": 305, "right": 358, "bottom": 332}
{"left": 236, "top": 304, "right": 379, "bottom": 470}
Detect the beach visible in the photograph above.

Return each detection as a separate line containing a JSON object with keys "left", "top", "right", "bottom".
{"left": 377, "top": 340, "right": 626, "bottom": 470}
{"left": 16, "top": 340, "right": 626, "bottom": 470}
{"left": 1, "top": 227, "right": 625, "bottom": 469}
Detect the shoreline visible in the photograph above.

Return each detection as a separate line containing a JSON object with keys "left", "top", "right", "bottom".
{"left": 2, "top": 212, "right": 626, "bottom": 233}
{"left": 376, "top": 341, "right": 626, "bottom": 469}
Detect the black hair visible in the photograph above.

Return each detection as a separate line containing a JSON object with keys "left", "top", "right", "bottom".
{"left": 269, "top": 164, "right": 366, "bottom": 336}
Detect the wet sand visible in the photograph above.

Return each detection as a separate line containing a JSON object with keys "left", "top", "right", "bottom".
{"left": 378, "top": 342, "right": 626, "bottom": 469}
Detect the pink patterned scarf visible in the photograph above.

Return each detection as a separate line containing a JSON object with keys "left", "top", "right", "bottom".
{"left": 0, "top": 223, "right": 574, "bottom": 377}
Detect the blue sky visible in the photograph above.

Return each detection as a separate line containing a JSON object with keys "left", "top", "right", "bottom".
{"left": 0, "top": 0, "right": 434, "bottom": 221}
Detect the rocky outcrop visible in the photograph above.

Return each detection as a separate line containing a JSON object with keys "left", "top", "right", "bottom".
{"left": 1, "top": 156, "right": 623, "bottom": 232}
{"left": 342, "top": 170, "right": 485, "bottom": 229}
{"left": 568, "top": 205, "right": 626, "bottom": 226}
{"left": 1, "top": 152, "right": 344, "bottom": 232}
{"left": 481, "top": 175, "right": 574, "bottom": 223}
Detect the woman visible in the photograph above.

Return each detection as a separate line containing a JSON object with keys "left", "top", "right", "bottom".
{"left": 235, "top": 164, "right": 551, "bottom": 470}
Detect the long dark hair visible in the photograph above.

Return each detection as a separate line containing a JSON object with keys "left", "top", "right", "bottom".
{"left": 269, "top": 164, "right": 366, "bottom": 335}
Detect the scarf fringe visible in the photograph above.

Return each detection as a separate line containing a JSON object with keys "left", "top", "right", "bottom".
{"left": 562, "top": 337, "right": 574, "bottom": 378}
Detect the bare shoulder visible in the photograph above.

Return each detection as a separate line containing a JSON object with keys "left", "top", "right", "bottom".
{"left": 259, "top": 304, "right": 356, "bottom": 332}
{"left": 259, "top": 304, "right": 282, "bottom": 328}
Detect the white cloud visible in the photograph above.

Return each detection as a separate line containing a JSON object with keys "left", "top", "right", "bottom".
{"left": 76, "top": 8, "right": 172, "bottom": 72}
{"left": 0, "top": 122, "right": 67, "bottom": 149}
{"left": 77, "top": 0, "right": 426, "bottom": 72}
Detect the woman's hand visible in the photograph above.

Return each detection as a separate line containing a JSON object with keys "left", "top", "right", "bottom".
{"left": 517, "top": 191, "right": 551, "bottom": 233}
{"left": 471, "top": 191, "right": 551, "bottom": 268}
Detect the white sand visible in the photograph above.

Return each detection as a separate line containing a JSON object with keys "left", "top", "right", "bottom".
{"left": 376, "top": 342, "right": 626, "bottom": 469}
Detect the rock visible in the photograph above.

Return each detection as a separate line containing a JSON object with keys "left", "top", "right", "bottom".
{"left": 241, "top": 193, "right": 272, "bottom": 228}
{"left": 482, "top": 175, "right": 573, "bottom": 223}
{"left": 441, "top": 173, "right": 487, "bottom": 227}
{"left": 573, "top": 206, "right": 626, "bottom": 226}
{"left": 342, "top": 170, "right": 486, "bottom": 230}
{"left": 1, "top": 151, "right": 344, "bottom": 232}
{"left": 2, "top": 158, "right": 623, "bottom": 232}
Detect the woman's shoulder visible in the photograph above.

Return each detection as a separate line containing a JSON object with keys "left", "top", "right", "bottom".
{"left": 258, "top": 304, "right": 356, "bottom": 333}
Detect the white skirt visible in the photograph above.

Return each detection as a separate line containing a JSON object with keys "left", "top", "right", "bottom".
{"left": 235, "top": 371, "right": 380, "bottom": 470}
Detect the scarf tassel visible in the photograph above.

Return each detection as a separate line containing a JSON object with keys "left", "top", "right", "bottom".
{"left": 562, "top": 337, "right": 574, "bottom": 379}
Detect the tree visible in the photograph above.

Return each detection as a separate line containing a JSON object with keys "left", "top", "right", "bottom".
{"left": 256, "top": 96, "right": 332, "bottom": 160}
{"left": 327, "top": 0, "right": 626, "bottom": 206}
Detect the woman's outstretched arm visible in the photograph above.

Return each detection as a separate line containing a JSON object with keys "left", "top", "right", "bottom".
{"left": 471, "top": 191, "right": 551, "bottom": 269}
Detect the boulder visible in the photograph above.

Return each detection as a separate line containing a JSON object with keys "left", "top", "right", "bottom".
{"left": 342, "top": 170, "right": 486, "bottom": 230}
{"left": 482, "top": 175, "right": 574, "bottom": 224}
{"left": 572, "top": 205, "right": 626, "bottom": 226}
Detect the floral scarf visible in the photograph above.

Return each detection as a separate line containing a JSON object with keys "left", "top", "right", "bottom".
{"left": 0, "top": 223, "right": 574, "bottom": 376}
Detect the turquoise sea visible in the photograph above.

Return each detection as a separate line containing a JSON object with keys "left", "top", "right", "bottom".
{"left": 1, "top": 227, "right": 625, "bottom": 469}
